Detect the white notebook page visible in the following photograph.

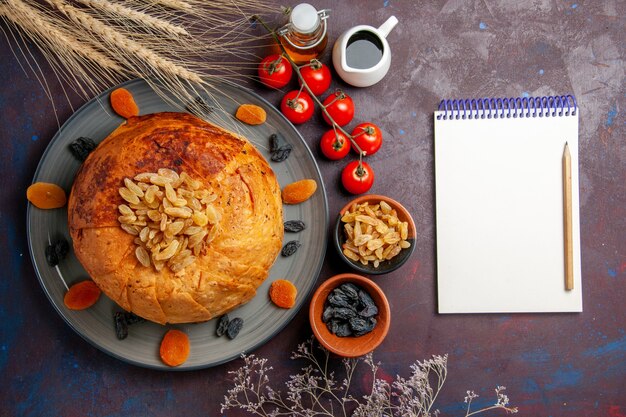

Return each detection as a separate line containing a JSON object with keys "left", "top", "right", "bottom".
{"left": 434, "top": 109, "right": 582, "bottom": 313}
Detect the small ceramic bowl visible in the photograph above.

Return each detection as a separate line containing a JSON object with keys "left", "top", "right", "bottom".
{"left": 334, "top": 194, "right": 416, "bottom": 275}
{"left": 309, "top": 273, "right": 390, "bottom": 357}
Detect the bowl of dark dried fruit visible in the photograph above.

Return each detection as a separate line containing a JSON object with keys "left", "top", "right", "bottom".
{"left": 309, "top": 273, "right": 390, "bottom": 357}
{"left": 334, "top": 194, "right": 416, "bottom": 275}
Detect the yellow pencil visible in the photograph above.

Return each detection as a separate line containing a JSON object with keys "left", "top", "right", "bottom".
{"left": 563, "top": 142, "right": 573, "bottom": 290}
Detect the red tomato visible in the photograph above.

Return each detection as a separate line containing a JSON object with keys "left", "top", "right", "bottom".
{"left": 299, "top": 61, "right": 331, "bottom": 96}
{"left": 322, "top": 91, "right": 354, "bottom": 126}
{"left": 320, "top": 129, "right": 351, "bottom": 160}
{"left": 341, "top": 161, "right": 374, "bottom": 194}
{"left": 280, "top": 90, "right": 314, "bottom": 124}
{"left": 258, "top": 54, "right": 292, "bottom": 88}
{"left": 351, "top": 123, "right": 383, "bottom": 156}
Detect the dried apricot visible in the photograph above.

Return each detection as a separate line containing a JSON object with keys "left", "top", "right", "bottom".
{"left": 110, "top": 87, "right": 139, "bottom": 118}
{"left": 64, "top": 280, "right": 101, "bottom": 310}
{"left": 159, "top": 329, "right": 190, "bottom": 367}
{"left": 282, "top": 179, "right": 317, "bottom": 204}
{"left": 26, "top": 182, "right": 67, "bottom": 209}
{"left": 235, "top": 104, "right": 266, "bottom": 125}
{"left": 269, "top": 279, "right": 297, "bottom": 309}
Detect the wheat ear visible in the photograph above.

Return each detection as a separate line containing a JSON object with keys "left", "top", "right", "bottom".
{"left": 0, "top": 0, "right": 123, "bottom": 74}
{"left": 145, "top": 0, "right": 193, "bottom": 12}
{"left": 45, "top": 0, "right": 203, "bottom": 84}
{"left": 74, "top": 0, "right": 190, "bottom": 37}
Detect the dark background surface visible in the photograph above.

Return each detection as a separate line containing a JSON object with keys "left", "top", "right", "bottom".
{"left": 1, "top": 1, "right": 624, "bottom": 416}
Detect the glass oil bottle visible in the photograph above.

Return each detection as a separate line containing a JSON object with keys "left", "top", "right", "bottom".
{"left": 277, "top": 3, "right": 330, "bottom": 64}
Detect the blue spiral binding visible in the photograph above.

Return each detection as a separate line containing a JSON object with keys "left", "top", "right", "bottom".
{"left": 436, "top": 95, "right": 577, "bottom": 120}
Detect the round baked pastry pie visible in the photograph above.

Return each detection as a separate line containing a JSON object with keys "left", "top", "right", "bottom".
{"left": 68, "top": 112, "right": 283, "bottom": 324}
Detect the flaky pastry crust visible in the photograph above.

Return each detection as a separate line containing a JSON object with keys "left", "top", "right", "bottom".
{"left": 68, "top": 112, "right": 283, "bottom": 324}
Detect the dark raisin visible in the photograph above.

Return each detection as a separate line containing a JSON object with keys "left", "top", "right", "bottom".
{"left": 68, "top": 137, "right": 97, "bottom": 162}
{"left": 284, "top": 220, "right": 306, "bottom": 233}
{"left": 124, "top": 312, "right": 145, "bottom": 325}
{"left": 326, "top": 318, "right": 341, "bottom": 335}
{"left": 366, "top": 317, "right": 378, "bottom": 332}
{"left": 269, "top": 133, "right": 284, "bottom": 153}
{"left": 328, "top": 289, "right": 351, "bottom": 308}
{"left": 359, "top": 303, "right": 378, "bottom": 318}
{"left": 270, "top": 146, "right": 292, "bottom": 162}
{"left": 114, "top": 312, "right": 129, "bottom": 340}
{"left": 339, "top": 283, "right": 359, "bottom": 301}
{"left": 186, "top": 96, "right": 214, "bottom": 116}
{"left": 332, "top": 307, "right": 357, "bottom": 320}
{"left": 45, "top": 238, "right": 70, "bottom": 267}
{"left": 322, "top": 306, "right": 334, "bottom": 323}
{"left": 323, "top": 283, "right": 379, "bottom": 337}
{"left": 216, "top": 314, "right": 230, "bottom": 337}
{"left": 226, "top": 317, "right": 244, "bottom": 339}
{"left": 349, "top": 317, "right": 368, "bottom": 335}
{"left": 281, "top": 240, "right": 301, "bottom": 257}
{"left": 334, "top": 322, "right": 353, "bottom": 337}
{"left": 350, "top": 316, "right": 377, "bottom": 336}
{"left": 358, "top": 289, "right": 376, "bottom": 310}
{"left": 45, "top": 245, "right": 59, "bottom": 267}
{"left": 54, "top": 239, "right": 69, "bottom": 259}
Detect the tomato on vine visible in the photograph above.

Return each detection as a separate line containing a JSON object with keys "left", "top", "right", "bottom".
{"left": 322, "top": 90, "right": 354, "bottom": 126}
{"left": 341, "top": 161, "right": 374, "bottom": 194}
{"left": 280, "top": 90, "right": 314, "bottom": 124}
{"left": 351, "top": 123, "right": 382, "bottom": 156}
{"left": 320, "top": 129, "right": 351, "bottom": 160}
{"left": 299, "top": 60, "right": 332, "bottom": 96}
{"left": 258, "top": 54, "right": 292, "bottom": 88}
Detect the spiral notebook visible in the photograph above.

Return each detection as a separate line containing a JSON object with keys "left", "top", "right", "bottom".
{"left": 434, "top": 95, "right": 582, "bottom": 313}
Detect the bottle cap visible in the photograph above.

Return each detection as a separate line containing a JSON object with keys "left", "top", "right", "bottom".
{"left": 290, "top": 3, "right": 320, "bottom": 34}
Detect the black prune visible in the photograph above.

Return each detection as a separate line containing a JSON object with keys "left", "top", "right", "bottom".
{"left": 281, "top": 240, "right": 301, "bottom": 257}
{"left": 114, "top": 312, "right": 129, "bottom": 340}
{"left": 216, "top": 314, "right": 230, "bottom": 337}
{"left": 226, "top": 317, "right": 244, "bottom": 339}
{"left": 68, "top": 137, "right": 97, "bottom": 162}
{"left": 284, "top": 220, "right": 306, "bottom": 233}
{"left": 45, "top": 238, "right": 70, "bottom": 267}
